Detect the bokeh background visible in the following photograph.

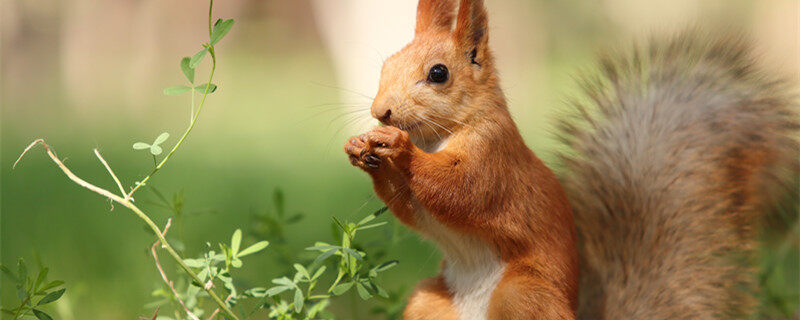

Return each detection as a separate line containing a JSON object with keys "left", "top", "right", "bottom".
{"left": 2, "top": 0, "right": 798, "bottom": 319}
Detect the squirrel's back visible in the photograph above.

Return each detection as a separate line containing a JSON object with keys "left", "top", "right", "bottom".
{"left": 557, "top": 32, "right": 799, "bottom": 319}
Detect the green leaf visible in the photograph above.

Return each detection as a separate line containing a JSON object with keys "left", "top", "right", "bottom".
{"left": 343, "top": 248, "right": 363, "bottom": 260}
{"left": 293, "top": 288, "right": 304, "bottom": 313}
{"left": 244, "top": 287, "right": 268, "bottom": 298}
{"left": 194, "top": 83, "right": 217, "bottom": 94}
{"left": 231, "top": 258, "right": 242, "bottom": 268}
{"left": 356, "top": 222, "right": 387, "bottom": 231}
{"left": 37, "top": 288, "right": 65, "bottom": 306}
{"left": 265, "top": 285, "right": 291, "bottom": 297}
{"left": 237, "top": 241, "right": 269, "bottom": 257}
{"left": 272, "top": 277, "right": 294, "bottom": 287}
{"left": 293, "top": 264, "right": 310, "bottom": 280}
{"left": 306, "top": 299, "right": 330, "bottom": 317}
{"left": 311, "top": 249, "right": 337, "bottom": 266}
{"left": 331, "top": 281, "right": 354, "bottom": 296}
{"left": 210, "top": 19, "right": 234, "bottom": 45}
{"left": 374, "top": 260, "right": 399, "bottom": 273}
{"left": 133, "top": 142, "right": 151, "bottom": 150}
{"left": 231, "top": 229, "right": 242, "bottom": 257}
{"left": 357, "top": 213, "right": 376, "bottom": 226}
{"left": 32, "top": 309, "right": 53, "bottom": 320}
{"left": 163, "top": 85, "right": 191, "bottom": 96}
{"left": 189, "top": 48, "right": 208, "bottom": 69}
{"left": 34, "top": 268, "right": 48, "bottom": 291}
{"left": 306, "top": 244, "right": 338, "bottom": 251}
{"left": 38, "top": 280, "right": 63, "bottom": 292}
{"left": 311, "top": 266, "right": 326, "bottom": 281}
{"left": 152, "top": 132, "right": 170, "bottom": 146}
{"left": 372, "top": 281, "right": 389, "bottom": 298}
{"left": 292, "top": 271, "right": 304, "bottom": 283}
{"left": 355, "top": 282, "right": 372, "bottom": 300}
{"left": 182, "top": 259, "right": 205, "bottom": 268}
{"left": 180, "top": 57, "right": 194, "bottom": 83}
{"left": 150, "top": 145, "right": 163, "bottom": 156}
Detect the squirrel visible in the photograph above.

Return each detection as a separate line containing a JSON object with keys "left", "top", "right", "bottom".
{"left": 343, "top": 0, "right": 798, "bottom": 319}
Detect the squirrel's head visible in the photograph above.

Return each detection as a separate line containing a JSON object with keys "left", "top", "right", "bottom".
{"left": 371, "top": 0, "right": 497, "bottom": 143}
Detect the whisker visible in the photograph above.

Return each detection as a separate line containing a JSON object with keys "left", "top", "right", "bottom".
{"left": 324, "top": 112, "right": 373, "bottom": 158}
{"left": 326, "top": 109, "right": 372, "bottom": 130}
{"left": 297, "top": 106, "right": 370, "bottom": 126}
{"left": 304, "top": 102, "right": 369, "bottom": 109}
{"left": 413, "top": 114, "right": 443, "bottom": 141}
{"left": 427, "top": 113, "right": 473, "bottom": 129}
{"left": 309, "top": 81, "right": 375, "bottom": 101}
{"left": 419, "top": 114, "right": 454, "bottom": 135}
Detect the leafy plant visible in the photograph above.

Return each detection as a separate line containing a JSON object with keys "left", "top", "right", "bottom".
{"left": 1, "top": 259, "right": 66, "bottom": 320}
{"left": 12, "top": 0, "right": 240, "bottom": 318}
{"left": 250, "top": 207, "right": 398, "bottom": 320}
{"left": 134, "top": 132, "right": 171, "bottom": 159}
{"left": 10, "top": 0, "right": 401, "bottom": 319}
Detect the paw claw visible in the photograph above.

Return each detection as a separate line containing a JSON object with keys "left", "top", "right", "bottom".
{"left": 344, "top": 126, "right": 411, "bottom": 171}
{"left": 364, "top": 154, "right": 381, "bottom": 168}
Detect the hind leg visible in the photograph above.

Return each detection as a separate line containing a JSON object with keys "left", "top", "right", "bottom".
{"left": 404, "top": 276, "right": 460, "bottom": 320}
{"left": 488, "top": 273, "right": 576, "bottom": 320}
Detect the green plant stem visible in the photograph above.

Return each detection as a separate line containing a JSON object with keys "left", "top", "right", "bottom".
{"left": 127, "top": 55, "right": 215, "bottom": 199}
{"left": 127, "top": 201, "right": 239, "bottom": 320}
{"left": 12, "top": 296, "right": 32, "bottom": 320}
{"left": 126, "top": 0, "right": 218, "bottom": 200}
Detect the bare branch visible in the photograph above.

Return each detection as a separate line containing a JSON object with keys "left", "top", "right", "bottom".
{"left": 152, "top": 218, "right": 200, "bottom": 320}
{"left": 14, "top": 139, "right": 127, "bottom": 204}
{"left": 94, "top": 148, "right": 127, "bottom": 199}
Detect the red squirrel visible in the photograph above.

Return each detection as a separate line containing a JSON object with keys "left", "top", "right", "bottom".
{"left": 344, "top": 0, "right": 798, "bottom": 319}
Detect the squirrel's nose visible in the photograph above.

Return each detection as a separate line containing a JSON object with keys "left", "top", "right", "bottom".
{"left": 378, "top": 109, "right": 392, "bottom": 123}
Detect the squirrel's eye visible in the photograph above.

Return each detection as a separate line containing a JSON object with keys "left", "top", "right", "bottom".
{"left": 427, "top": 64, "right": 449, "bottom": 83}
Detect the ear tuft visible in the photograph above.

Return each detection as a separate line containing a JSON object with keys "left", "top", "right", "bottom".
{"left": 454, "top": 0, "right": 489, "bottom": 65}
{"left": 416, "top": 0, "right": 457, "bottom": 34}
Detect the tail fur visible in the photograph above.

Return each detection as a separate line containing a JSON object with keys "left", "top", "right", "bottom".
{"left": 556, "top": 32, "right": 799, "bottom": 319}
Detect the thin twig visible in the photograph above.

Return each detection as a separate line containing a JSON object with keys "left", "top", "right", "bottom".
{"left": 94, "top": 148, "right": 127, "bottom": 199}
{"left": 14, "top": 140, "right": 126, "bottom": 202}
{"left": 206, "top": 294, "right": 234, "bottom": 320}
{"left": 152, "top": 219, "right": 200, "bottom": 320}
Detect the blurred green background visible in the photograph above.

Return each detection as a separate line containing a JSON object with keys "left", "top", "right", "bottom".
{"left": 2, "top": 0, "right": 797, "bottom": 319}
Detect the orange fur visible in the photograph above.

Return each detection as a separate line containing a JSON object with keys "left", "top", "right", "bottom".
{"left": 344, "top": 0, "right": 578, "bottom": 319}
{"left": 404, "top": 276, "right": 461, "bottom": 320}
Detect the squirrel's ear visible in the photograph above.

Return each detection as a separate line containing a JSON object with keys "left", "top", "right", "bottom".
{"left": 415, "top": 0, "right": 456, "bottom": 34}
{"left": 453, "top": 0, "right": 489, "bottom": 67}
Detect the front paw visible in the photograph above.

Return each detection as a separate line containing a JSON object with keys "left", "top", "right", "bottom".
{"left": 345, "top": 134, "right": 381, "bottom": 169}
{"left": 344, "top": 126, "right": 412, "bottom": 170}
{"left": 365, "top": 126, "right": 412, "bottom": 164}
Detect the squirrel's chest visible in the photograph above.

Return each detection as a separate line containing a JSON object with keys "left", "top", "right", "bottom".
{"left": 413, "top": 205, "right": 506, "bottom": 320}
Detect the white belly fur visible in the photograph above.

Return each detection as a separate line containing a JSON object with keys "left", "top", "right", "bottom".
{"left": 409, "top": 136, "right": 506, "bottom": 319}
{"left": 414, "top": 206, "right": 506, "bottom": 320}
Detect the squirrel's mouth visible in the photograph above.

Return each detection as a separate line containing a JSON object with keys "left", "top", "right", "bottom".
{"left": 397, "top": 121, "right": 421, "bottom": 131}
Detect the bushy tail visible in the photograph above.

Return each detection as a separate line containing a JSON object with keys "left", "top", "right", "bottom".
{"left": 556, "top": 32, "right": 799, "bottom": 319}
